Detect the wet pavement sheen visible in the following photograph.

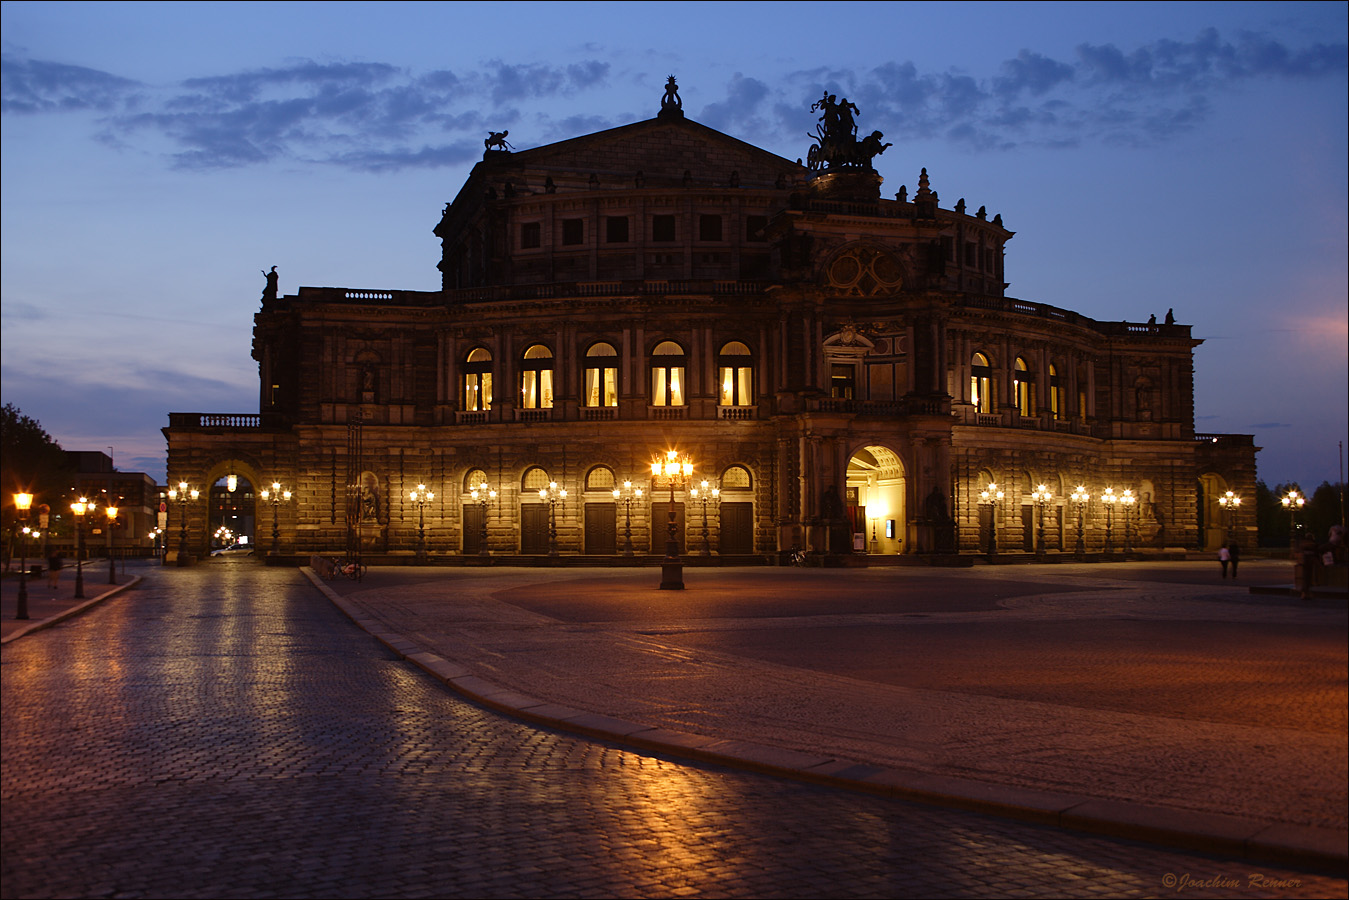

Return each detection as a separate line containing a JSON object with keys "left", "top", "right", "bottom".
{"left": 2, "top": 560, "right": 1343, "bottom": 899}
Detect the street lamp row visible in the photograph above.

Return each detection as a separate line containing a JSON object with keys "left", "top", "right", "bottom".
{"left": 981, "top": 482, "right": 1153, "bottom": 557}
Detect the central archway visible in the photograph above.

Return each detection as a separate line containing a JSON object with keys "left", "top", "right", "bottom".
{"left": 846, "top": 446, "right": 907, "bottom": 554}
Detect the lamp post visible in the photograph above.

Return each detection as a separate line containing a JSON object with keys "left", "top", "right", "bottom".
{"left": 1120, "top": 489, "right": 1136, "bottom": 555}
{"left": 651, "top": 449, "right": 693, "bottom": 590}
{"left": 1216, "top": 490, "right": 1241, "bottom": 543}
{"left": 868, "top": 499, "right": 887, "bottom": 554}
{"left": 258, "top": 482, "right": 292, "bottom": 556}
{"left": 14, "top": 492, "right": 33, "bottom": 620}
{"left": 409, "top": 483, "right": 434, "bottom": 562}
{"left": 71, "top": 496, "right": 92, "bottom": 598}
{"left": 167, "top": 481, "right": 199, "bottom": 566}
{"left": 149, "top": 528, "right": 164, "bottom": 565}
{"left": 611, "top": 480, "right": 643, "bottom": 557}
{"left": 690, "top": 479, "right": 720, "bottom": 555}
{"left": 470, "top": 483, "right": 496, "bottom": 556}
{"left": 538, "top": 482, "right": 566, "bottom": 558}
{"left": 1070, "top": 485, "right": 1089, "bottom": 556}
{"left": 105, "top": 504, "right": 119, "bottom": 584}
{"left": 1100, "top": 487, "right": 1117, "bottom": 555}
{"left": 1031, "top": 484, "right": 1052, "bottom": 557}
{"left": 979, "top": 483, "right": 1003, "bottom": 557}
{"left": 1281, "top": 489, "right": 1305, "bottom": 550}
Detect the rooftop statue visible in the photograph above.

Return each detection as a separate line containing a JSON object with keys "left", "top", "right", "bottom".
{"left": 658, "top": 75, "right": 684, "bottom": 119}
{"left": 484, "top": 130, "right": 514, "bottom": 153}
{"left": 261, "top": 265, "right": 278, "bottom": 301}
{"left": 806, "top": 93, "right": 890, "bottom": 173}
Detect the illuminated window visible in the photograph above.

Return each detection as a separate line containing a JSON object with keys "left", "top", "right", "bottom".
{"left": 520, "top": 344, "right": 554, "bottom": 409}
{"left": 970, "top": 352, "right": 992, "bottom": 413}
{"left": 722, "top": 465, "right": 751, "bottom": 489}
{"left": 463, "top": 347, "right": 493, "bottom": 411}
{"left": 650, "top": 341, "right": 686, "bottom": 406}
{"left": 586, "top": 466, "right": 615, "bottom": 491}
{"left": 584, "top": 342, "right": 619, "bottom": 407}
{"left": 1014, "top": 357, "right": 1035, "bottom": 416}
{"left": 831, "top": 364, "right": 855, "bottom": 400}
{"left": 1049, "top": 364, "right": 1064, "bottom": 420}
{"left": 522, "top": 467, "right": 550, "bottom": 492}
{"left": 718, "top": 341, "right": 754, "bottom": 406}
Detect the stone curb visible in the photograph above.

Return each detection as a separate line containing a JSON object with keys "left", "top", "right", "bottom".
{"left": 301, "top": 568, "right": 1348, "bottom": 875}
{"left": 1, "top": 577, "right": 143, "bottom": 645}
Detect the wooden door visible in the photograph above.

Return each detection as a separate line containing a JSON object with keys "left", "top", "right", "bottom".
{"left": 649, "top": 501, "right": 685, "bottom": 555}
{"left": 584, "top": 503, "right": 617, "bottom": 554}
{"left": 521, "top": 504, "right": 549, "bottom": 554}
{"left": 720, "top": 501, "right": 754, "bottom": 554}
{"left": 462, "top": 504, "right": 484, "bottom": 554}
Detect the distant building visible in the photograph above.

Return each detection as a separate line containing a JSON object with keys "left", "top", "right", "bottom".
{"left": 58, "top": 451, "right": 159, "bottom": 557}
{"left": 164, "top": 85, "right": 1256, "bottom": 561}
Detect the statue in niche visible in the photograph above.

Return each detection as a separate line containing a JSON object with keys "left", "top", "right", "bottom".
{"left": 659, "top": 75, "right": 683, "bottom": 118}
{"left": 359, "top": 471, "right": 380, "bottom": 523}
{"left": 261, "top": 266, "right": 278, "bottom": 301}
{"left": 484, "top": 130, "right": 513, "bottom": 152}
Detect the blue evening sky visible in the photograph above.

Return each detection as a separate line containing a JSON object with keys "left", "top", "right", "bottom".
{"left": 2, "top": 1, "right": 1345, "bottom": 489}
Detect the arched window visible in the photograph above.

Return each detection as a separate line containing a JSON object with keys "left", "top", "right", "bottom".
{"left": 584, "top": 342, "right": 619, "bottom": 408}
{"left": 522, "top": 467, "right": 550, "bottom": 492}
{"left": 650, "top": 341, "right": 686, "bottom": 406}
{"left": 1049, "top": 364, "right": 1064, "bottom": 420}
{"left": 721, "top": 465, "right": 752, "bottom": 489}
{"left": 970, "top": 353, "right": 993, "bottom": 414}
{"left": 585, "top": 466, "right": 615, "bottom": 491}
{"left": 520, "top": 344, "right": 554, "bottom": 409}
{"left": 1013, "top": 357, "right": 1035, "bottom": 416}
{"left": 718, "top": 341, "right": 754, "bottom": 407}
{"left": 464, "top": 468, "right": 489, "bottom": 492}
{"left": 463, "top": 347, "right": 493, "bottom": 411}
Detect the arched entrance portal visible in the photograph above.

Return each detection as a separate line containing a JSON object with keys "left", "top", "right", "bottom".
{"left": 209, "top": 475, "right": 257, "bottom": 550}
{"left": 1197, "top": 473, "right": 1229, "bottom": 552}
{"left": 847, "top": 446, "right": 907, "bottom": 554}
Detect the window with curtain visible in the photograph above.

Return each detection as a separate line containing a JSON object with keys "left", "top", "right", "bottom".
{"left": 463, "top": 347, "right": 493, "bottom": 411}
{"left": 650, "top": 341, "right": 686, "bottom": 406}
{"left": 1014, "top": 356, "right": 1035, "bottom": 416}
{"left": 718, "top": 341, "right": 754, "bottom": 406}
{"left": 970, "top": 352, "right": 992, "bottom": 413}
{"left": 520, "top": 344, "right": 554, "bottom": 409}
{"left": 584, "top": 342, "right": 619, "bottom": 407}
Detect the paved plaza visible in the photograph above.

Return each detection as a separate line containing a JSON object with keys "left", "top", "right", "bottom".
{"left": 1, "top": 557, "right": 1345, "bottom": 898}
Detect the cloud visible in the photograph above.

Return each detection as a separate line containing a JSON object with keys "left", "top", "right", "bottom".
{"left": 2, "top": 29, "right": 1342, "bottom": 168}
{"left": 1251, "top": 422, "right": 1292, "bottom": 429}
{"left": 0, "top": 55, "right": 141, "bottom": 113}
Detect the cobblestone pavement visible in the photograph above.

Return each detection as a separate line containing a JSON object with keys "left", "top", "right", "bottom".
{"left": 2, "top": 561, "right": 1343, "bottom": 899}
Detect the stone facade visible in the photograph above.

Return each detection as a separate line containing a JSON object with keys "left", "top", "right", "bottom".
{"left": 164, "top": 107, "right": 1258, "bottom": 561}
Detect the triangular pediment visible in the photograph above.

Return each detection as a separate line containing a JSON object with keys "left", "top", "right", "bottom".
{"left": 503, "top": 116, "right": 801, "bottom": 186}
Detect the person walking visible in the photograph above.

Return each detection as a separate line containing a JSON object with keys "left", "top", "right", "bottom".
{"left": 47, "top": 551, "right": 63, "bottom": 590}
{"left": 1227, "top": 542, "right": 1240, "bottom": 579}
{"left": 1218, "top": 544, "right": 1230, "bottom": 578}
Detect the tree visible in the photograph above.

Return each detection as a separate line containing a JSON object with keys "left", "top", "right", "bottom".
{"left": 1, "top": 404, "right": 73, "bottom": 532}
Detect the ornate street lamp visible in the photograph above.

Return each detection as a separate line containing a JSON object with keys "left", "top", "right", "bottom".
{"left": 258, "top": 482, "right": 292, "bottom": 555}
{"left": 1070, "top": 485, "right": 1089, "bottom": 556}
{"left": 70, "top": 496, "right": 93, "bottom": 598}
{"left": 651, "top": 449, "right": 694, "bottom": 590}
{"left": 979, "top": 482, "right": 1004, "bottom": 557}
{"left": 1216, "top": 490, "right": 1241, "bottom": 543}
{"left": 409, "top": 483, "right": 434, "bottom": 562}
{"left": 105, "top": 503, "right": 120, "bottom": 584}
{"left": 167, "top": 481, "right": 199, "bottom": 566}
{"left": 1100, "top": 487, "right": 1118, "bottom": 555}
{"left": 611, "top": 480, "right": 643, "bottom": 557}
{"left": 1031, "top": 484, "right": 1053, "bottom": 557}
{"left": 538, "top": 482, "right": 566, "bottom": 557}
{"left": 470, "top": 483, "right": 496, "bottom": 556}
{"left": 14, "top": 492, "right": 33, "bottom": 620}
{"left": 1120, "top": 489, "right": 1136, "bottom": 555}
{"left": 1281, "top": 489, "right": 1305, "bottom": 549}
{"left": 690, "top": 479, "right": 720, "bottom": 556}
